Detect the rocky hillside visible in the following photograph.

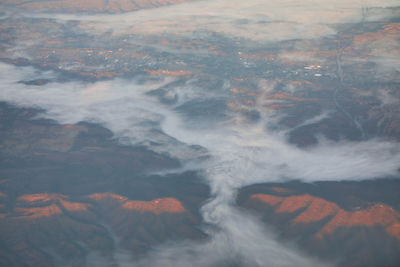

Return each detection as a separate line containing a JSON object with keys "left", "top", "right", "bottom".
{"left": 238, "top": 181, "right": 400, "bottom": 266}
{"left": 0, "top": 192, "right": 205, "bottom": 266}
{"left": 0, "top": 102, "right": 209, "bottom": 266}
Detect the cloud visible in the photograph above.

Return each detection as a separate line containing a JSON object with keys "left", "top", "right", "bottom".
{"left": 0, "top": 62, "right": 205, "bottom": 160}
{"left": 134, "top": 207, "right": 328, "bottom": 267}
{"left": 25, "top": 0, "right": 400, "bottom": 43}
{"left": 2, "top": 1, "right": 400, "bottom": 265}
{"left": 1, "top": 61, "right": 399, "bottom": 266}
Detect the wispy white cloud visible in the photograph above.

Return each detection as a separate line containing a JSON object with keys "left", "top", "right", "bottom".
{"left": 1, "top": 0, "right": 400, "bottom": 265}
{"left": 1, "top": 61, "right": 399, "bottom": 266}
{"left": 134, "top": 206, "right": 328, "bottom": 267}
{"left": 27, "top": 0, "right": 400, "bottom": 42}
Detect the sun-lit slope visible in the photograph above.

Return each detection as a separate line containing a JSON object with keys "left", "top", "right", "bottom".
{"left": 0, "top": 192, "right": 204, "bottom": 266}
{"left": 2, "top": 0, "right": 190, "bottom": 13}
{"left": 87, "top": 192, "right": 205, "bottom": 253}
{"left": 251, "top": 193, "right": 400, "bottom": 239}
{"left": 16, "top": 193, "right": 91, "bottom": 218}
{"left": 0, "top": 193, "right": 107, "bottom": 267}
{"left": 89, "top": 192, "right": 185, "bottom": 214}
{"left": 238, "top": 182, "right": 400, "bottom": 266}
{"left": 0, "top": 103, "right": 209, "bottom": 267}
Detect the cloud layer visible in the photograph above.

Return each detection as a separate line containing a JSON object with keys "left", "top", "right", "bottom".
{"left": 1, "top": 61, "right": 399, "bottom": 266}
{"left": 29, "top": 0, "right": 400, "bottom": 43}
{"left": 1, "top": 2, "right": 400, "bottom": 266}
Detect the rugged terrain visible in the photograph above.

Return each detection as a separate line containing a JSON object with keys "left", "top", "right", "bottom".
{"left": 238, "top": 181, "right": 400, "bottom": 266}
{"left": 0, "top": 103, "right": 209, "bottom": 266}
{"left": 0, "top": 1, "right": 399, "bottom": 266}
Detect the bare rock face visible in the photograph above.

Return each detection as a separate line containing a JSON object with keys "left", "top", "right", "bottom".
{"left": 2, "top": 0, "right": 190, "bottom": 13}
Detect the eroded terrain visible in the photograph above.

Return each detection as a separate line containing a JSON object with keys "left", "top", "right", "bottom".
{"left": 0, "top": 1, "right": 399, "bottom": 266}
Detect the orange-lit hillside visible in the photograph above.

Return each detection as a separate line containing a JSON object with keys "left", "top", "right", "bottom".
{"left": 18, "top": 193, "right": 66, "bottom": 203}
{"left": 266, "top": 92, "right": 306, "bottom": 102}
{"left": 15, "top": 193, "right": 90, "bottom": 218}
{"left": 9, "top": 193, "right": 185, "bottom": 219}
{"left": 251, "top": 193, "right": 400, "bottom": 240}
{"left": 15, "top": 205, "right": 63, "bottom": 219}
{"left": 89, "top": 192, "right": 185, "bottom": 214}
{"left": 146, "top": 69, "right": 192, "bottom": 76}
